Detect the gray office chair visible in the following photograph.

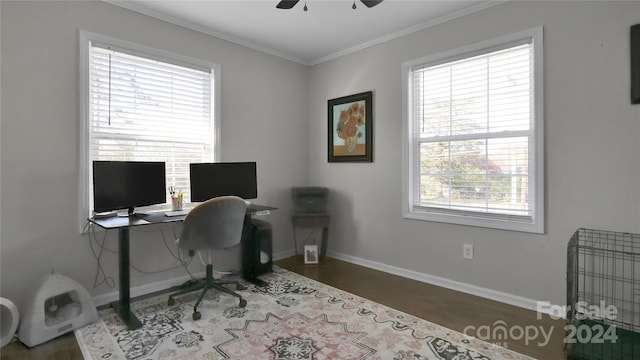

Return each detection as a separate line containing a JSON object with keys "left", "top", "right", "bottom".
{"left": 167, "top": 196, "right": 247, "bottom": 320}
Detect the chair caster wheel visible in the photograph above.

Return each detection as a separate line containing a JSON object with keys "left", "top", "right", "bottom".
{"left": 239, "top": 299, "right": 247, "bottom": 308}
{"left": 168, "top": 298, "right": 175, "bottom": 306}
{"left": 193, "top": 311, "right": 201, "bottom": 320}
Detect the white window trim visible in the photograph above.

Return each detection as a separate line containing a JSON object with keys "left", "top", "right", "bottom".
{"left": 401, "top": 27, "right": 544, "bottom": 233}
{"left": 78, "top": 30, "right": 221, "bottom": 231}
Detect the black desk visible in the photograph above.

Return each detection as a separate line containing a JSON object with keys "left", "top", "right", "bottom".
{"left": 88, "top": 204, "right": 275, "bottom": 330}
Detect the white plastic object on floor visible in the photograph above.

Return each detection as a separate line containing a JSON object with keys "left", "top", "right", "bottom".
{"left": 17, "top": 271, "right": 98, "bottom": 347}
{"left": 0, "top": 297, "right": 19, "bottom": 347}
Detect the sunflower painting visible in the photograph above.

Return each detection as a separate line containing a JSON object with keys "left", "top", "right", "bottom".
{"left": 328, "top": 91, "right": 373, "bottom": 162}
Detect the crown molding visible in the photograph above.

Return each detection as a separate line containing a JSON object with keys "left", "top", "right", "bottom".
{"left": 104, "top": 0, "right": 509, "bottom": 66}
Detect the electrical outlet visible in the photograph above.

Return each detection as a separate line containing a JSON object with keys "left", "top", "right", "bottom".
{"left": 463, "top": 244, "right": 474, "bottom": 260}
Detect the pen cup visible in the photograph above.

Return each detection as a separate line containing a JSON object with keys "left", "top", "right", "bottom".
{"left": 171, "top": 197, "right": 184, "bottom": 211}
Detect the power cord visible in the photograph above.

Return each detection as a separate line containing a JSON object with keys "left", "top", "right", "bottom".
{"left": 86, "top": 222, "right": 116, "bottom": 289}
{"left": 85, "top": 222, "right": 198, "bottom": 288}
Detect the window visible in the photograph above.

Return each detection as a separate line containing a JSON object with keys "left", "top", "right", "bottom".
{"left": 402, "top": 28, "right": 544, "bottom": 233}
{"left": 79, "top": 31, "right": 220, "bottom": 221}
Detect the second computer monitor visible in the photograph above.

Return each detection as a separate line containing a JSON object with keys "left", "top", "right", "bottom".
{"left": 190, "top": 162, "right": 257, "bottom": 202}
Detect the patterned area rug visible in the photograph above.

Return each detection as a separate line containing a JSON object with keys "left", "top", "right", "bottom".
{"left": 75, "top": 267, "right": 534, "bottom": 359}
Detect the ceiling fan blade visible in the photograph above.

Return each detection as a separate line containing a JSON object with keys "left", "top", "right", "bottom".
{"left": 360, "top": 0, "right": 383, "bottom": 8}
{"left": 276, "top": 0, "right": 300, "bottom": 9}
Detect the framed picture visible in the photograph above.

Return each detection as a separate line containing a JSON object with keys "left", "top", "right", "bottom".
{"left": 328, "top": 91, "right": 373, "bottom": 162}
{"left": 304, "top": 245, "right": 319, "bottom": 264}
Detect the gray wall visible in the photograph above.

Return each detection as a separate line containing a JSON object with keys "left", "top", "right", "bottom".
{"left": 1, "top": 1, "right": 308, "bottom": 307}
{"left": 309, "top": 1, "right": 640, "bottom": 307}
{"left": 1, "top": 0, "right": 639, "bottom": 313}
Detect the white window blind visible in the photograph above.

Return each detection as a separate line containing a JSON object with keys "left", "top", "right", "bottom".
{"left": 84, "top": 37, "right": 216, "bottom": 215}
{"left": 403, "top": 28, "right": 544, "bottom": 233}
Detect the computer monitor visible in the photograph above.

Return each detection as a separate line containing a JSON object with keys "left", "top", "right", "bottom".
{"left": 190, "top": 162, "right": 257, "bottom": 202}
{"left": 93, "top": 160, "right": 167, "bottom": 214}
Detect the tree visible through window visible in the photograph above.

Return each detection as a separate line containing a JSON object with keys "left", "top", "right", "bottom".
{"left": 403, "top": 28, "right": 544, "bottom": 233}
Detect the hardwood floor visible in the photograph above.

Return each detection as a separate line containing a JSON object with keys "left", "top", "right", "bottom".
{"left": 1, "top": 331, "right": 82, "bottom": 360}
{"left": 277, "top": 256, "right": 565, "bottom": 360}
{"left": 1, "top": 256, "right": 565, "bottom": 359}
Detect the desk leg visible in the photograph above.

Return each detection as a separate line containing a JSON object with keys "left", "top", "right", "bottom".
{"left": 292, "top": 226, "right": 299, "bottom": 256}
{"left": 321, "top": 226, "right": 328, "bottom": 257}
{"left": 111, "top": 227, "right": 142, "bottom": 330}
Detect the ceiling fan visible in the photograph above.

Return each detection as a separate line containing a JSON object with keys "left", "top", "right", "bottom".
{"left": 276, "top": 0, "right": 383, "bottom": 10}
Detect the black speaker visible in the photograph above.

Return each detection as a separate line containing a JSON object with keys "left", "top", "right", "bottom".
{"left": 241, "top": 218, "right": 272, "bottom": 286}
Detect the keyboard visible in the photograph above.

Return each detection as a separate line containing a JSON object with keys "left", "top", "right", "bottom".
{"left": 164, "top": 210, "right": 188, "bottom": 217}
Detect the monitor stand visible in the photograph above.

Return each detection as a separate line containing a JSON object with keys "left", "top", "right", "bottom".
{"left": 117, "top": 207, "right": 137, "bottom": 217}
{"left": 123, "top": 207, "right": 147, "bottom": 219}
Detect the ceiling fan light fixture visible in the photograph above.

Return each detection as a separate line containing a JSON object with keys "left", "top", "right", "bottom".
{"left": 276, "top": 0, "right": 383, "bottom": 10}
{"left": 360, "top": 0, "right": 383, "bottom": 8}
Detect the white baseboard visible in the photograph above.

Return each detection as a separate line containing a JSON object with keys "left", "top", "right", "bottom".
{"left": 91, "top": 250, "right": 295, "bottom": 307}
{"left": 92, "top": 271, "right": 205, "bottom": 307}
{"left": 327, "top": 250, "right": 561, "bottom": 317}
{"left": 273, "top": 249, "right": 296, "bottom": 261}
{"left": 92, "top": 249, "right": 560, "bottom": 318}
